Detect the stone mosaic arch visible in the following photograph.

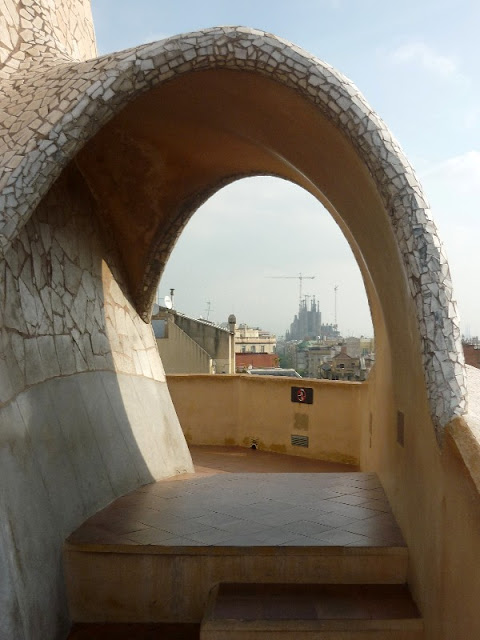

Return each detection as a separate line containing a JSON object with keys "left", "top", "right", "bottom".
{"left": 0, "top": 18, "right": 466, "bottom": 434}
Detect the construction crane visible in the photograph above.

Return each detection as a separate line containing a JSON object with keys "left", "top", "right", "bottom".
{"left": 204, "top": 300, "right": 212, "bottom": 321}
{"left": 267, "top": 273, "right": 315, "bottom": 308}
{"left": 334, "top": 284, "right": 338, "bottom": 327}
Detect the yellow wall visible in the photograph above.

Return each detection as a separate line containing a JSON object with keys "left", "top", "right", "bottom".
{"left": 372, "top": 407, "right": 480, "bottom": 639}
{"left": 360, "top": 321, "right": 480, "bottom": 639}
{"left": 167, "top": 374, "right": 366, "bottom": 465}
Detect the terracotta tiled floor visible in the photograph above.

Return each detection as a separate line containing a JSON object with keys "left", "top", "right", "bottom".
{"left": 68, "top": 446, "right": 404, "bottom": 548}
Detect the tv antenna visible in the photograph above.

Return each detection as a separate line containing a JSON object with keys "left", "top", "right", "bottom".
{"left": 267, "top": 273, "right": 315, "bottom": 308}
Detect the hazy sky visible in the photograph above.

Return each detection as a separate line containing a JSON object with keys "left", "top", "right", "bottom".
{"left": 91, "top": 0, "right": 480, "bottom": 338}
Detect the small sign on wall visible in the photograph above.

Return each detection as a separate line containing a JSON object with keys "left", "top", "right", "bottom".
{"left": 291, "top": 386, "right": 313, "bottom": 404}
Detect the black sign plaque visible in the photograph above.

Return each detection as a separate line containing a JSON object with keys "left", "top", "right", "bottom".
{"left": 291, "top": 386, "right": 313, "bottom": 404}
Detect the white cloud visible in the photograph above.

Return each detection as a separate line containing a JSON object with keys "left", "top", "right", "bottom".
{"left": 391, "top": 42, "right": 461, "bottom": 79}
{"left": 423, "top": 150, "right": 480, "bottom": 196}
{"left": 464, "top": 112, "right": 480, "bottom": 131}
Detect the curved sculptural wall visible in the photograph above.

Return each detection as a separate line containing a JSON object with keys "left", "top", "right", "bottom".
{"left": 0, "top": 165, "right": 193, "bottom": 639}
{"left": 0, "top": 26, "right": 466, "bottom": 434}
{"left": 0, "top": 3, "right": 476, "bottom": 639}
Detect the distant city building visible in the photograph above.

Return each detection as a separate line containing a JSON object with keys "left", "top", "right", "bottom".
{"left": 320, "top": 346, "right": 374, "bottom": 381}
{"left": 360, "top": 336, "right": 375, "bottom": 355}
{"left": 235, "top": 324, "right": 276, "bottom": 354}
{"left": 331, "top": 347, "right": 360, "bottom": 380}
{"left": 153, "top": 310, "right": 283, "bottom": 374}
{"left": 281, "top": 292, "right": 374, "bottom": 379}
{"left": 235, "top": 352, "right": 279, "bottom": 371}
{"left": 321, "top": 323, "right": 340, "bottom": 339}
{"left": 306, "top": 344, "right": 336, "bottom": 378}
{"left": 278, "top": 334, "right": 374, "bottom": 381}
{"left": 291, "top": 340, "right": 338, "bottom": 378}
{"left": 152, "top": 307, "right": 235, "bottom": 374}
{"left": 463, "top": 339, "right": 480, "bottom": 369}
{"left": 345, "top": 337, "right": 361, "bottom": 358}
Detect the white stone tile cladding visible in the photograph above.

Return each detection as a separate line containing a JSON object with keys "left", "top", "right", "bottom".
{"left": 0, "top": 167, "right": 166, "bottom": 408}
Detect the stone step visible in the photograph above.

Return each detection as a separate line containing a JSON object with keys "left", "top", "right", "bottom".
{"left": 200, "top": 583, "right": 424, "bottom": 640}
{"left": 64, "top": 544, "right": 408, "bottom": 623}
{"left": 68, "top": 622, "right": 200, "bottom": 639}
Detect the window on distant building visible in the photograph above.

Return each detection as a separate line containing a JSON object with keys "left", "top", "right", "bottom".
{"left": 261, "top": 346, "right": 265, "bottom": 353}
{"left": 251, "top": 346, "right": 256, "bottom": 352}
{"left": 241, "top": 346, "right": 246, "bottom": 352}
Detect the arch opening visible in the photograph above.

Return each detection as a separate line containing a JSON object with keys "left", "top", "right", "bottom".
{"left": 155, "top": 175, "right": 375, "bottom": 379}
{"left": 76, "top": 68, "right": 389, "bottom": 321}
{"left": 75, "top": 66, "right": 414, "bottom": 425}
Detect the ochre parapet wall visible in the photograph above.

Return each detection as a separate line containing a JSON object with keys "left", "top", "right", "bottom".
{"left": 167, "top": 374, "right": 367, "bottom": 466}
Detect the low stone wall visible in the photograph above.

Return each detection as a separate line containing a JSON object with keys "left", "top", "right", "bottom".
{"left": 167, "top": 374, "right": 367, "bottom": 465}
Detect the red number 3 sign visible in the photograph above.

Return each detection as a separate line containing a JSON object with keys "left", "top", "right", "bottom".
{"left": 297, "top": 388, "right": 307, "bottom": 402}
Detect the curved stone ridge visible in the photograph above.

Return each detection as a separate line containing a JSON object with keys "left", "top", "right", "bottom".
{"left": 0, "top": 23, "right": 466, "bottom": 432}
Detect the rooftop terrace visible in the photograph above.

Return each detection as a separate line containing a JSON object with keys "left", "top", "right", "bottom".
{"left": 66, "top": 446, "right": 415, "bottom": 638}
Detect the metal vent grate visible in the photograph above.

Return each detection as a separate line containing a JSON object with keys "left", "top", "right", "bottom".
{"left": 291, "top": 434, "right": 309, "bottom": 448}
